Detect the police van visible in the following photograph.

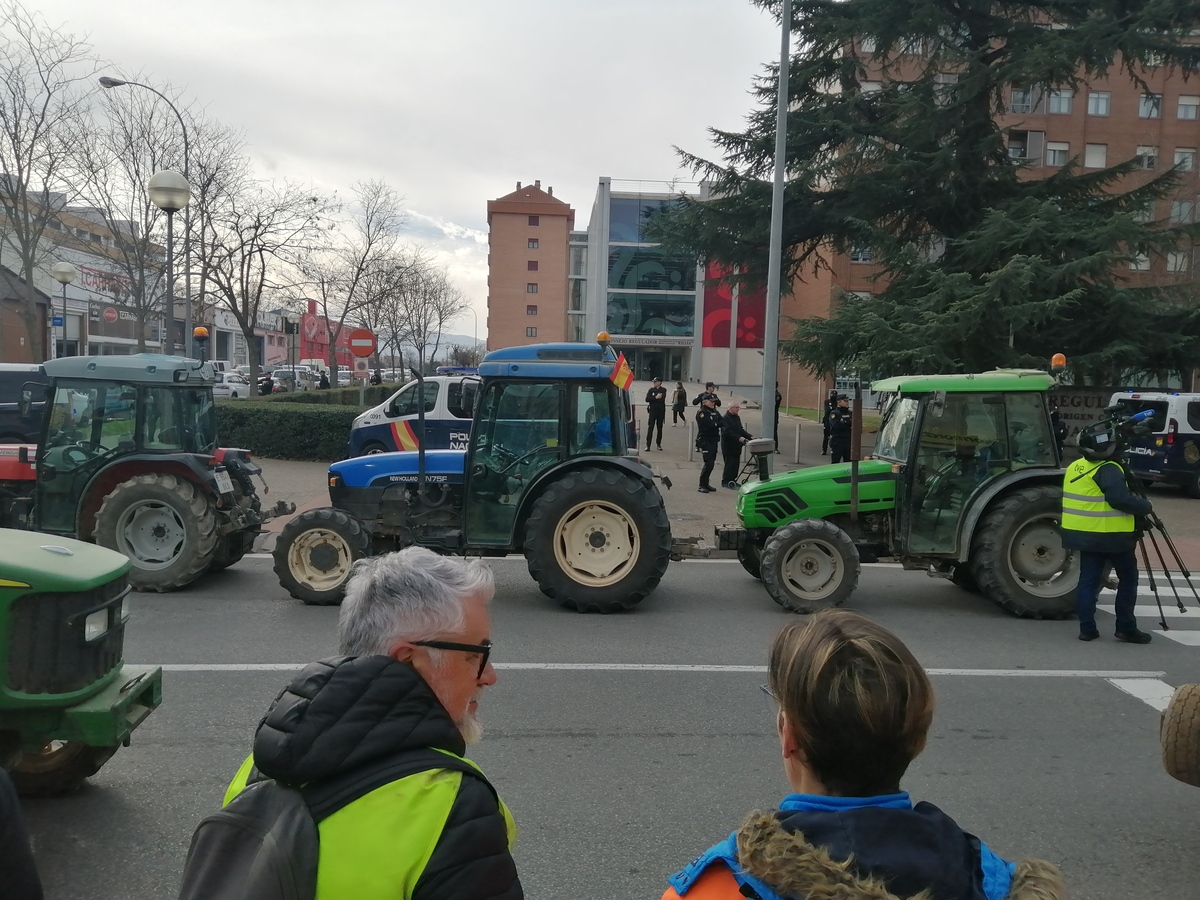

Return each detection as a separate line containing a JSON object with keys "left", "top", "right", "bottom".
{"left": 345, "top": 375, "right": 478, "bottom": 457}
{"left": 1109, "top": 390, "right": 1200, "bottom": 498}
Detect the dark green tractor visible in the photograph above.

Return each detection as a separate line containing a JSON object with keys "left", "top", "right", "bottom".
{"left": 721, "top": 370, "right": 1078, "bottom": 618}
{"left": 0, "top": 529, "right": 162, "bottom": 795}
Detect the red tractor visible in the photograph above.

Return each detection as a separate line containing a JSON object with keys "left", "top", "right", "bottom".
{"left": 0, "top": 354, "right": 292, "bottom": 591}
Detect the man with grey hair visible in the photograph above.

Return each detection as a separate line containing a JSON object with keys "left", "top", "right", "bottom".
{"left": 218, "top": 547, "right": 521, "bottom": 899}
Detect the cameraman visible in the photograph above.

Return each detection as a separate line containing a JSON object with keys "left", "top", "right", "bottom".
{"left": 1061, "top": 422, "right": 1153, "bottom": 644}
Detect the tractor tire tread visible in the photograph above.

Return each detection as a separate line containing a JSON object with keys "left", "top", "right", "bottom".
{"left": 273, "top": 507, "right": 370, "bottom": 605}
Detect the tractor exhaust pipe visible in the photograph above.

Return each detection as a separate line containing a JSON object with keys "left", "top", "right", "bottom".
{"left": 410, "top": 364, "right": 426, "bottom": 502}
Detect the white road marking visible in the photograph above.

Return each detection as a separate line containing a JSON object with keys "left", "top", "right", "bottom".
{"left": 1159, "top": 631, "right": 1200, "bottom": 646}
{"left": 240, "top": 554, "right": 908, "bottom": 567}
{"left": 1107, "top": 678, "right": 1177, "bottom": 712}
{"left": 151, "top": 663, "right": 1164, "bottom": 677}
{"left": 1096, "top": 603, "right": 1199, "bottom": 618}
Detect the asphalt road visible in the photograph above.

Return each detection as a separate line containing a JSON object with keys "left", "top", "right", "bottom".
{"left": 21, "top": 555, "right": 1200, "bottom": 900}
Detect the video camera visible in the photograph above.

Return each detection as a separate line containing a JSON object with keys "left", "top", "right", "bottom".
{"left": 1078, "top": 406, "right": 1156, "bottom": 461}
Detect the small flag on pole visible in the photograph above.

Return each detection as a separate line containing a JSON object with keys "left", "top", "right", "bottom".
{"left": 610, "top": 352, "right": 634, "bottom": 391}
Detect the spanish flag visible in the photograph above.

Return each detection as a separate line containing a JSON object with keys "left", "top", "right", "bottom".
{"left": 610, "top": 352, "right": 634, "bottom": 391}
{"left": 390, "top": 420, "right": 421, "bottom": 451}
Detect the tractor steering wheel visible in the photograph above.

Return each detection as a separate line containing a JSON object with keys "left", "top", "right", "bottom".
{"left": 62, "top": 445, "right": 95, "bottom": 466}
{"left": 496, "top": 445, "right": 555, "bottom": 475}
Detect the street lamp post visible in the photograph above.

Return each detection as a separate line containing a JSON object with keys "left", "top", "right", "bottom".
{"left": 286, "top": 313, "right": 301, "bottom": 385}
{"left": 49, "top": 261, "right": 77, "bottom": 360}
{"left": 148, "top": 171, "right": 192, "bottom": 355}
{"left": 99, "top": 76, "right": 194, "bottom": 357}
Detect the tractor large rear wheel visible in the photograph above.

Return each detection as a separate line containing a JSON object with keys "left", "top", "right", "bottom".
{"left": 760, "top": 519, "right": 860, "bottom": 613}
{"left": 971, "top": 485, "right": 1077, "bottom": 619}
{"left": 10, "top": 741, "right": 118, "bottom": 796}
{"left": 524, "top": 467, "right": 671, "bottom": 613}
{"left": 274, "top": 508, "right": 370, "bottom": 605}
{"left": 94, "top": 474, "right": 218, "bottom": 591}
{"left": 1162, "top": 683, "right": 1200, "bottom": 787}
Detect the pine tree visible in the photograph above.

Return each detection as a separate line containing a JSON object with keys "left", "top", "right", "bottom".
{"left": 650, "top": 0, "right": 1200, "bottom": 384}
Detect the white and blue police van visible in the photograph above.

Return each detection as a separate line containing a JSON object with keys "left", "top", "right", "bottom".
{"left": 1109, "top": 390, "right": 1200, "bottom": 498}
{"left": 346, "top": 375, "right": 478, "bottom": 457}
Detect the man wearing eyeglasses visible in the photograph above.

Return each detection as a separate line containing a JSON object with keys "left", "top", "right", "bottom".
{"left": 216, "top": 547, "right": 521, "bottom": 899}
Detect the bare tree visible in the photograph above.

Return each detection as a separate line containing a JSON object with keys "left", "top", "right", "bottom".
{"left": 73, "top": 85, "right": 191, "bottom": 350}
{"left": 354, "top": 245, "right": 427, "bottom": 377}
{"left": 0, "top": 1, "right": 96, "bottom": 360}
{"left": 204, "top": 178, "right": 336, "bottom": 386}
{"left": 292, "top": 179, "right": 406, "bottom": 374}
{"left": 383, "top": 265, "right": 470, "bottom": 373}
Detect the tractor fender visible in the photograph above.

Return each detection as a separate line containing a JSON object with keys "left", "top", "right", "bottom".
{"left": 511, "top": 455, "right": 661, "bottom": 551}
{"left": 953, "top": 468, "right": 1065, "bottom": 563}
{"left": 75, "top": 454, "right": 221, "bottom": 541}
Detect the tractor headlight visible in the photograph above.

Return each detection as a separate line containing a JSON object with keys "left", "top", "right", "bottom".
{"left": 84, "top": 609, "right": 109, "bottom": 642}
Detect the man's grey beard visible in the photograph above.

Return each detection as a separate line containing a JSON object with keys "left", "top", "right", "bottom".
{"left": 457, "top": 709, "right": 483, "bottom": 745}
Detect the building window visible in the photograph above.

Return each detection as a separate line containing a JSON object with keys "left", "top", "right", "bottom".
{"left": 526, "top": 283, "right": 538, "bottom": 294}
{"left": 860, "top": 80, "right": 882, "bottom": 93}
{"left": 1048, "top": 90, "right": 1073, "bottom": 114}
{"left": 528, "top": 215, "right": 539, "bottom": 226}
{"left": 1136, "top": 146, "right": 1158, "bottom": 170}
{"left": 1139, "top": 93, "right": 1162, "bottom": 118}
{"left": 1007, "top": 130, "right": 1043, "bottom": 161}
{"left": 1168, "top": 251, "right": 1190, "bottom": 274}
{"left": 1179, "top": 96, "right": 1200, "bottom": 120}
{"left": 526, "top": 304, "right": 538, "bottom": 315}
{"left": 1087, "top": 91, "right": 1110, "bottom": 116}
{"left": 1132, "top": 202, "right": 1155, "bottom": 224}
{"left": 527, "top": 260, "right": 538, "bottom": 271}
{"left": 1084, "top": 143, "right": 1107, "bottom": 168}
{"left": 527, "top": 238, "right": 539, "bottom": 249}
{"left": 1170, "top": 200, "right": 1195, "bottom": 224}
{"left": 857, "top": 35, "right": 876, "bottom": 53}
{"left": 1174, "top": 148, "right": 1196, "bottom": 172}
{"left": 526, "top": 327, "right": 537, "bottom": 338}
{"left": 849, "top": 247, "right": 874, "bottom": 263}
{"left": 1129, "top": 253, "right": 1151, "bottom": 271}
{"left": 1045, "top": 142, "right": 1069, "bottom": 166}
{"left": 1010, "top": 89, "right": 1033, "bottom": 114}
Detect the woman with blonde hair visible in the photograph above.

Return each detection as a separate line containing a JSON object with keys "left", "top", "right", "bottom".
{"left": 662, "top": 610, "right": 1064, "bottom": 900}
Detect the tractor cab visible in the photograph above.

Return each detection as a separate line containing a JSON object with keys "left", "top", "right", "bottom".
{"left": 34, "top": 356, "right": 218, "bottom": 533}
{"left": 872, "top": 371, "right": 1060, "bottom": 558}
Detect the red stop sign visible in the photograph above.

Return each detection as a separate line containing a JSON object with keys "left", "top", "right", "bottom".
{"left": 348, "top": 328, "right": 377, "bottom": 358}
{"left": 103, "top": 307, "right": 118, "bottom": 323}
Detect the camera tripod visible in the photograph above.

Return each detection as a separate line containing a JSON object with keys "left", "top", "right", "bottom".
{"left": 1123, "top": 463, "right": 1200, "bottom": 632}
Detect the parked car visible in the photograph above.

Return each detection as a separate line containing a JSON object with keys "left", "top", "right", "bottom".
{"left": 212, "top": 371, "right": 252, "bottom": 399}
{"left": 346, "top": 374, "right": 478, "bottom": 455}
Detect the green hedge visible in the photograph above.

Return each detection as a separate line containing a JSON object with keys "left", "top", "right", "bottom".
{"left": 263, "top": 385, "right": 398, "bottom": 407}
{"left": 216, "top": 402, "right": 362, "bottom": 460}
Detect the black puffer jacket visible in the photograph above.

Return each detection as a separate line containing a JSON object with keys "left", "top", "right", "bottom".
{"left": 253, "top": 655, "right": 522, "bottom": 900}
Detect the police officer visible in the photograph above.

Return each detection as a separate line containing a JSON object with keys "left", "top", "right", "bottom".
{"left": 827, "top": 395, "right": 853, "bottom": 464}
{"left": 695, "top": 396, "right": 723, "bottom": 492}
{"left": 645, "top": 377, "right": 667, "bottom": 451}
{"left": 692, "top": 381, "right": 722, "bottom": 408}
{"left": 1062, "top": 423, "right": 1154, "bottom": 643}
{"left": 821, "top": 389, "right": 839, "bottom": 455}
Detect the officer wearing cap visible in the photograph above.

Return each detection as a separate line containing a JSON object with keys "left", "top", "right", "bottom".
{"left": 827, "top": 395, "right": 852, "bottom": 464}
{"left": 645, "top": 377, "right": 668, "bottom": 451}
{"left": 692, "top": 382, "right": 722, "bottom": 408}
{"left": 1062, "top": 423, "right": 1154, "bottom": 643}
{"left": 695, "top": 396, "right": 723, "bottom": 492}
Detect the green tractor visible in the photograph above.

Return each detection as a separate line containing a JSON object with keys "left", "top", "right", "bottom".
{"left": 722, "top": 369, "right": 1079, "bottom": 618}
{"left": 0, "top": 529, "right": 162, "bottom": 795}
{"left": 0, "top": 354, "right": 291, "bottom": 591}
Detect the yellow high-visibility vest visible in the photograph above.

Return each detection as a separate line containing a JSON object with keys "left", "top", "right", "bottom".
{"left": 1061, "top": 458, "right": 1135, "bottom": 534}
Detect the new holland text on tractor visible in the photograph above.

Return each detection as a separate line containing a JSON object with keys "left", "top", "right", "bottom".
{"left": 0, "top": 354, "right": 292, "bottom": 591}
{"left": 719, "top": 369, "right": 1080, "bottom": 617}
{"left": 275, "top": 336, "right": 674, "bottom": 612}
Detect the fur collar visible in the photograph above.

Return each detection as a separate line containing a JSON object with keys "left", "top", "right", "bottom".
{"left": 734, "top": 811, "right": 1065, "bottom": 900}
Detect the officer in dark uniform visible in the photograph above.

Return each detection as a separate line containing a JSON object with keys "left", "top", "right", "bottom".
{"left": 695, "top": 396, "right": 723, "bottom": 492}
{"left": 821, "top": 389, "right": 839, "bottom": 455}
{"left": 645, "top": 377, "right": 667, "bottom": 451}
{"left": 828, "top": 394, "right": 853, "bottom": 464}
{"left": 692, "top": 381, "right": 722, "bottom": 408}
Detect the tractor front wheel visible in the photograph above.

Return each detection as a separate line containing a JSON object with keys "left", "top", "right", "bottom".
{"left": 10, "top": 741, "right": 118, "bottom": 796}
{"left": 524, "top": 467, "right": 671, "bottom": 613}
{"left": 760, "top": 519, "right": 860, "bottom": 613}
{"left": 1162, "top": 683, "right": 1200, "bottom": 787}
{"left": 94, "top": 474, "right": 218, "bottom": 591}
{"left": 274, "top": 508, "right": 370, "bottom": 605}
{"left": 971, "top": 485, "right": 1077, "bottom": 619}
{"left": 737, "top": 541, "right": 763, "bottom": 580}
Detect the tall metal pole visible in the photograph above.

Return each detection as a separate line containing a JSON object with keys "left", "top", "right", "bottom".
{"left": 61, "top": 284, "right": 67, "bottom": 357}
{"left": 760, "top": 0, "right": 792, "bottom": 461}
{"left": 164, "top": 210, "right": 176, "bottom": 353}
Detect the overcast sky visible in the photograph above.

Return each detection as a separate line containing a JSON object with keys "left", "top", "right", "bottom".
{"left": 37, "top": 0, "right": 781, "bottom": 339}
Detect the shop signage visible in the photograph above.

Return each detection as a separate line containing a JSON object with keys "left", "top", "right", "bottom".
{"left": 609, "top": 335, "right": 693, "bottom": 347}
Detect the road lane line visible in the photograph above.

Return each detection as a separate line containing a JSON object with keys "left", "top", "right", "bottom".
{"left": 1107, "top": 678, "right": 1177, "bottom": 712}
{"left": 1158, "top": 630, "right": 1200, "bottom": 646}
{"left": 150, "top": 663, "right": 1165, "bottom": 677}
{"left": 241, "top": 555, "right": 909, "bottom": 566}
{"left": 1096, "top": 603, "right": 1199, "bottom": 618}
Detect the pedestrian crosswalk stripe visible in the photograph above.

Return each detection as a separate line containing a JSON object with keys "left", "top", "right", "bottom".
{"left": 1096, "top": 603, "right": 1199, "bottom": 618}
{"left": 1106, "top": 678, "right": 1177, "bottom": 712}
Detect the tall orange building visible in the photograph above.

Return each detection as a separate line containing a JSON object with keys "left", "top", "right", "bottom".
{"left": 485, "top": 181, "right": 574, "bottom": 350}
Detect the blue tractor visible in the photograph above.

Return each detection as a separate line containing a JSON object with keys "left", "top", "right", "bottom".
{"left": 273, "top": 337, "right": 674, "bottom": 612}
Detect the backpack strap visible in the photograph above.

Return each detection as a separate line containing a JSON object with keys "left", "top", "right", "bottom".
{"left": 301, "top": 748, "right": 497, "bottom": 823}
